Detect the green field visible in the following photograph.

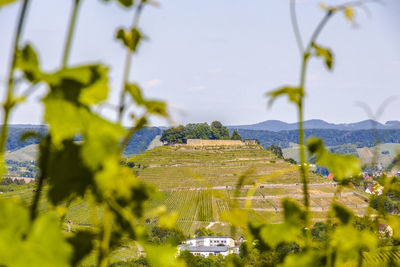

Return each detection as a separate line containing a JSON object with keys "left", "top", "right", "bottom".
{"left": 130, "top": 145, "right": 325, "bottom": 189}
{"left": 0, "top": 145, "right": 373, "bottom": 264}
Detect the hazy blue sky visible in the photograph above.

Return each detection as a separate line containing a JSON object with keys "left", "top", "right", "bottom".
{"left": 1, "top": 0, "right": 399, "bottom": 126}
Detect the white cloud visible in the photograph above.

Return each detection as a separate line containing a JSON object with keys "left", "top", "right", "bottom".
{"left": 143, "top": 79, "right": 163, "bottom": 88}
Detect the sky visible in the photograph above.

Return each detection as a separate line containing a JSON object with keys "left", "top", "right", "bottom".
{"left": 0, "top": 0, "right": 399, "bottom": 127}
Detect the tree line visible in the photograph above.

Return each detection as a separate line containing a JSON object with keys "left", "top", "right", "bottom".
{"left": 161, "top": 121, "right": 242, "bottom": 144}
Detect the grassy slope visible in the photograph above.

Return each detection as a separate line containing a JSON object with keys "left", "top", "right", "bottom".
{"left": 130, "top": 145, "right": 325, "bottom": 189}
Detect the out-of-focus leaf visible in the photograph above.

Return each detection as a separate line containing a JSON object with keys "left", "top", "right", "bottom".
{"left": 281, "top": 250, "right": 323, "bottom": 267}
{"left": 319, "top": 3, "right": 327, "bottom": 10}
{"left": 282, "top": 198, "right": 306, "bottom": 225}
{"left": 332, "top": 202, "right": 353, "bottom": 224}
{"left": 46, "top": 65, "right": 109, "bottom": 105}
{"left": 0, "top": 0, "right": 19, "bottom": 7}
{"left": 143, "top": 100, "right": 167, "bottom": 116}
{"left": 101, "top": 0, "right": 134, "bottom": 7}
{"left": 45, "top": 140, "right": 94, "bottom": 205}
{"left": 259, "top": 222, "right": 302, "bottom": 248}
{"left": 43, "top": 97, "right": 83, "bottom": 146}
{"left": 0, "top": 200, "right": 72, "bottom": 267}
{"left": 331, "top": 225, "right": 378, "bottom": 265}
{"left": 312, "top": 42, "right": 334, "bottom": 70}
{"left": 116, "top": 27, "right": 142, "bottom": 52}
{"left": 308, "top": 137, "right": 361, "bottom": 180}
{"left": 144, "top": 244, "right": 185, "bottom": 267}
{"left": 344, "top": 6, "right": 355, "bottom": 22}
{"left": 67, "top": 230, "right": 96, "bottom": 266}
{"left": 266, "top": 86, "right": 302, "bottom": 107}
{"left": 78, "top": 66, "right": 109, "bottom": 105}
{"left": 16, "top": 44, "right": 43, "bottom": 83}
{"left": 126, "top": 83, "right": 168, "bottom": 116}
{"left": 81, "top": 114, "right": 125, "bottom": 170}
{"left": 126, "top": 83, "right": 144, "bottom": 105}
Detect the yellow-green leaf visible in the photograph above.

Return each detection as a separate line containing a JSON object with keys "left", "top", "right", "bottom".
{"left": 308, "top": 137, "right": 361, "bottom": 180}
{"left": 344, "top": 6, "right": 355, "bottom": 22}
{"left": 0, "top": 0, "right": 19, "bottom": 7}
{"left": 266, "top": 86, "right": 302, "bottom": 107}
{"left": 116, "top": 27, "right": 142, "bottom": 52}
{"left": 16, "top": 44, "right": 43, "bottom": 83}
{"left": 312, "top": 42, "right": 334, "bottom": 70}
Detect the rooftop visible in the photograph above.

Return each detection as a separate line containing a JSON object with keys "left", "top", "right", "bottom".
{"left": 179, "top": 245, "right": 229, "bottom": 253}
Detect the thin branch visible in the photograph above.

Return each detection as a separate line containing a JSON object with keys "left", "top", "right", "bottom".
{"left": 290, "top": 0, "right": 304, "bottom": 55}
{"left": 62, "top": 0, "right": 82, "bottom": 68}
{"left": 117, "top": 0, "right": 145, "bottom": 123}
{"left": 0, "top": 0, "right": 31, "bottom": 155}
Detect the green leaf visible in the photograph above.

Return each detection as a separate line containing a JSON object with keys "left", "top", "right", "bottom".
{"left": 126, "top": 83, "right": 168, "bottom": 117}
{"left": 126, "top": 83, "right": 144, "bottom": 105}
{"left": 266, "top": 86, "right": 302, "bottom": 107}
{"left": 144, "top": 244, "right": 185, "bottom": 267}
{"left": 45, "top": 140, "right": 94, "bottom": 205}
{"left": 331, "top": 225, "right": 378, "bottom": 265}
{"left": 43, "top": 97, "right": 83, "bottom": 146}
{"left": 0, "top": 200, "right": 72, "bottom": 267}
{"left": 101, "top": 0, "right": 134, "bottom": 7}
{"left": 78, "top": 65, "right": 110, "bottom": 105}
{"left": 0, "top": 0, "right": 19, "bottom": 7}
{"left": 143, "top": 100, "right": 168, "bottom": 116}
{"left": 16, "top": 44, "right": 43, "bottom": 83}
{"left": 312, "top": 42, "right": 334, "bottom": 70}
{"left": 282, "top": 198, "right": 306, "bottom": 225}
{"left": 332, "top": 202, "right": 353, "bottom": 224}
{"left": 67, "top": 230, "right": 96, "bottom": 266}
{"left": 116, "top": 27, "right": 142, "bottom": 52}
{"left": 46, "top": 65, "right": 109, "bottom": 105}
{"left": 282, "top": 250, "right": 324, "bottom": 267}
{"left": 307, "top": 137, "right": 361, "bottom": 180}
{"left": 81, "top": 114, "right": 126, "bottom": 170}
{"left": 259, "top": 222, "right": 302, "bottom": 248}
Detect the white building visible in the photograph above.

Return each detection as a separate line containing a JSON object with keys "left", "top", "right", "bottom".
{"left": 185, "top": 236, "right": 235, "bottom": 248}
{"left": 178, "top": 236, "right": 238, "bottom": 257}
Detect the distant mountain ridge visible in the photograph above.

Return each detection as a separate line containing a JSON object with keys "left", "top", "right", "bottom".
{"left": 229, "top": 119, "right": 400, "bottom": 132}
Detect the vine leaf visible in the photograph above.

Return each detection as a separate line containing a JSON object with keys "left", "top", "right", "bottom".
{"left": 0, "top": 0, "right": 19, "bottom": 7}
{"left": 67, "top": 230, "right": 96, "bottom": 266}
{"left": 344, "top": 6, "right": 355, "bottom": 22}
{"left": 266, "top": 86, "right": 302, "bottom": 107}
{"left": 312, "top": 42, "right": 334, "bottom": 70}
{"left": 16, "top": 44, "right": 43, "bottom": 83}
{"left": 332, "top": 202, "right": 353, "bottom": 224}
{"left": 307, "top": 137, "right": 361, "bottom": 181}
{"left": 116, "top": 27, "right": 143, "bottom": 53}
{"left": 126, "top": 83, "right": 168, "bottom": 116}
{"left": 144, "top": 244, "right": 185, "bottom": 267}
{"left": 0, "top": 200, "right": 72, "bottom": 266}
{"left": 101, "top": 0, "right": 134, "bottom": 7}
{"left": 45, "top": 140, "right": 94, "bottom": 205}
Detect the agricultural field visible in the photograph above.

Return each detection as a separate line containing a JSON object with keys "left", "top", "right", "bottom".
{"left": 130, "top": 145, "right": 325, "bottom": 189}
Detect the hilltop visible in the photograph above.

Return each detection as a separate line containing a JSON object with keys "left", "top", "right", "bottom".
{"left": 129, "top": 144, "right": 324, "bottom": 189}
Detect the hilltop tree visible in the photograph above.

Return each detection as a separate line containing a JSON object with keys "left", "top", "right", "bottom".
{"left": 210, "top": 121, "right": 230, "bottom": 140}
{"left": 267, "top": 145, "right": 283, "bottom": 159}
{"left": 231, "top": 130, "right": 242, "bottom": 141}
{"left": 160, "top": 125, "right": 186, "bottom": 144}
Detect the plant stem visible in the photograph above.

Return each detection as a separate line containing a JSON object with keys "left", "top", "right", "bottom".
{"left": 290, "top": 0, "right": 304, "bottom": 55}
{"left": 62, "top": 0, "right": 81, "bottom": 68}
{"left": 98, "top": 207, "right": 113, "bottom": 267}
{"left": 0, "top": 0, "right": 30, "bottom": 156}
{"left": 117, "top": 1, "right": 144, "bottom": 123}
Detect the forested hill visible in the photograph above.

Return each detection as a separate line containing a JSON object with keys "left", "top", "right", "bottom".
{"left": 2, "top": 125, "right": 161, "bottom": 155}
{"left": 236, "top": 129, "right": 400, "bottom": 149}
